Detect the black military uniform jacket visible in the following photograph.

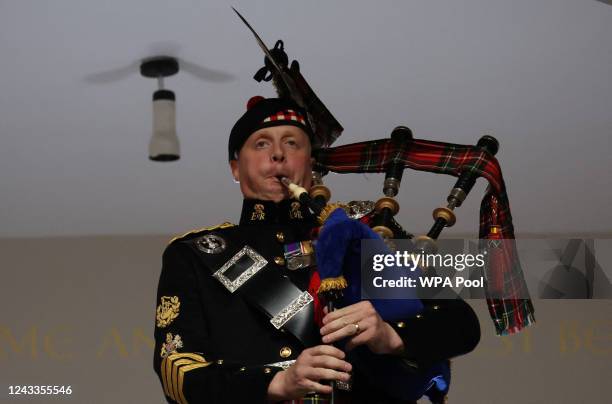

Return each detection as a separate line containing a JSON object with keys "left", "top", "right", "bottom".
{"left": 153, "top": 199, "right": 480, "bottom": 404}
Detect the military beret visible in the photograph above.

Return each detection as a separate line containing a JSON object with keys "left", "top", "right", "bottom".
{"left": 228, "top": 96, "right": 313, "bottom": 161}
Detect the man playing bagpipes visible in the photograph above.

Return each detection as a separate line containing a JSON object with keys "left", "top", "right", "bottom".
{"left": 152, "top": 96, "right": 483, "bottom": 403}
{"left": 152, "top": 11, "right": 534, "bottom": 403}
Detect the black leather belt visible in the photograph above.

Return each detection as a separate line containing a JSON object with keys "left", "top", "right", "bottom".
{"left": 184, "top": 236, "right": 320, "bottom": 347}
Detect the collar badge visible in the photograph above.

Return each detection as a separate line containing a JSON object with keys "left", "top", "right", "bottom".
{"left": 251, "top": 203, "right": 265, "bottom": 221}
{"left": 289, "top": 201, "right": 303, "bottom": 219}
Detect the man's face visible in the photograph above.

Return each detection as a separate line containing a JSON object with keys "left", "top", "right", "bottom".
{"left": 230, "top": 125, "right": 312, "bottom": 202}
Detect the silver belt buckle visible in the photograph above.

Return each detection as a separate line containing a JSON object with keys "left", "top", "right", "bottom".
{"left": 270, "top": 291, "right": 314, "bottom": 329}
{"left": 212, "top": 246, "right": 267, "bottom": 293}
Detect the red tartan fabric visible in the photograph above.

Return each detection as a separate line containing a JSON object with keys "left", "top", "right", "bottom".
{"left": 263, "top": 109, "right": 307, "bottom": 125}
{"left": 314, "top": 138, "right": 535, "bottom": 335}
{"left": 308, "top": 270, "right": 325, "bottom": 328}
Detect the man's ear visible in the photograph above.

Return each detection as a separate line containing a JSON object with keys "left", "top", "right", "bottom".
{"left": 229, "top": 160, "right": 240, "bottom": 182}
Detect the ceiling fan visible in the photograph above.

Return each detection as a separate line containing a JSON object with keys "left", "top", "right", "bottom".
{"left": 84, "top": 56, "right": 234, "bottom": 84}
{"left": 84, "top": 42, "right": 235, "bottom": 162}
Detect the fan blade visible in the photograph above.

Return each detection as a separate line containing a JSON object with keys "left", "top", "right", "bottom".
{"left": 179, "top": 59, "right": 235, "bottom": 82}
{"left": 84, "top": 61, "right": 140, "bottom": 84}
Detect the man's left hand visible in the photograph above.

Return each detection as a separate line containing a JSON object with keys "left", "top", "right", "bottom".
{"left": 320, "top": 301, "right": 405, "bottom": 355}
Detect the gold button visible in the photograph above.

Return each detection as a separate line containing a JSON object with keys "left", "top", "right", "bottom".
{"left": 276, "top": 232, "right": 285, "bottom": 243}
{"left": 263, "top": 367, "right": 271, "bottom": 374}
{"left": 279, "top": 346, "right": 292, "bottom": 358}
{"left": 396, "top": 321, "right": 406, "bottom": 328}
{"left": 274, "top": 256, "right": 286, "bottom": 266}
{"left": 216, "top": 359, "right": 224, "bottom": 365}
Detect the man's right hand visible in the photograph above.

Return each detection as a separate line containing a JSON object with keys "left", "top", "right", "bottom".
{"left": 266, "top": 345, "right": 352, "bottom": 401}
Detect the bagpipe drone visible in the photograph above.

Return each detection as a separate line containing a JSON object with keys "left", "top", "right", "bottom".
{"left": 233, "top": 8, "right": 535, "bottom": 403}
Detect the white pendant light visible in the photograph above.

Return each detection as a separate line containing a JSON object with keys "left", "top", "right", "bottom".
{"left": 140, "top": 57, "right": 180, "bottom": 161}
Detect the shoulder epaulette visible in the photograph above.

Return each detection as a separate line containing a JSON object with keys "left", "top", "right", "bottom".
{"left": 167, "top": 222, "right": 235, "bottom": 245}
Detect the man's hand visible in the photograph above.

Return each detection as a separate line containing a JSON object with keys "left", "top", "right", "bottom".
{"left": 320, "top": 301, "right": 405, "bottom": 354}
{"left": 266, "top": 345, "right": 351, "bottom": 401}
